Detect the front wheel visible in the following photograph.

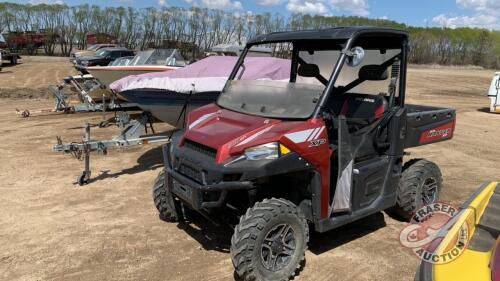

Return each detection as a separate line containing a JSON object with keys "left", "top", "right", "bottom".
{"left": 152, "top": 170, "right": 185, "bottom": 222}
{"left": 231, "top": 198, "right": 309, "bottom": 281}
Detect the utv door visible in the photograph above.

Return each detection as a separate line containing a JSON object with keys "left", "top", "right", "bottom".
{"left": 331, "top": 107, "right": 407, "bottom": 214}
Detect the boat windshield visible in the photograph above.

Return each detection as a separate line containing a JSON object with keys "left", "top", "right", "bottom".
{"left": 109, "top": 56, "right": 135, "bottom": 66}
{"left": 95, "top": 49, "right": 108, "bottom": 57}
{"left": 128, "top": 49, "right": 186, "bottom": 67}
{"left": 217, "top": 42, "right": 344, "bottom": 119}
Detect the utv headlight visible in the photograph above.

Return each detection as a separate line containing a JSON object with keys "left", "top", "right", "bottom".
{"left": 224, "top": 142, "right": 291, "bottom": 166}
{"left": 244, "top": 142, "right": 279, "bottom": 160}
{"left": 244, "top": 142, "right": 291, "bottom": 161}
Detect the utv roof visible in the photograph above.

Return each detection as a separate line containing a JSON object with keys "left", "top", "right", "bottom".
{"left": 247, "top": 26, "right": 408, "bottom": 45}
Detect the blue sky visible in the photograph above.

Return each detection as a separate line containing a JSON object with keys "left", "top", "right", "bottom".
{"left": 9, "top": 0, "right": 500, "bottom": 29}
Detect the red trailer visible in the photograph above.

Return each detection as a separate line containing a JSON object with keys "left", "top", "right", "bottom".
{"left": 6, "top": 31, "right": 45, "bottom": 50}
{"left": 86, "top": 33, "right": 116, "bottom": 45}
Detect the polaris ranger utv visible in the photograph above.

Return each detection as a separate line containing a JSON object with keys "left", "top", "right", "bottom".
{"left": 153, "top": 27, "right": 456, "bottom": 281}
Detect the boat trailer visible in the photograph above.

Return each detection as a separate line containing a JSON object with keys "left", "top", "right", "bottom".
{"left": 16, "top": 75, "right": 137, "bottom": 118}
{"left": 53, "top": 111, "right": 172, "bottom": 185}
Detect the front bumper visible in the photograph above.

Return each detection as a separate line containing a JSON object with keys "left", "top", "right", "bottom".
{"left": 162, "top": 143, "right": 255, "bottom": 210}
{"left": 162, "top": 139, "right": 311, "bottom": 211}
{"left": 166, "top": 165, "right": 254, "bottom": 210}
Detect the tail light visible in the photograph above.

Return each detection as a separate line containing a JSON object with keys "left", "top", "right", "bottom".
{"left": 492, "top": 238, "right": 500, "bottom": 281}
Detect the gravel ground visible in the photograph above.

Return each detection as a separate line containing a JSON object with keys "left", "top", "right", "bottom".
{"left": 0, "top": 57, "right": 498, "bottom": 281}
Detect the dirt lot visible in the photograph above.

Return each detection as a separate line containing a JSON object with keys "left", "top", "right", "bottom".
{"left": 0, "top": 57, "right": 498, "bottom": 281}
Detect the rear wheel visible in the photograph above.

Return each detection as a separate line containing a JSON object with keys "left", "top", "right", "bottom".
{"left": 389, "top": 159, "right": 443, "bottom": 220}
{"left": 152, "top": 170, "right": 184, "bottom": 222}
{"left": 231, "top": 198, "right": 309, "bottom": 281}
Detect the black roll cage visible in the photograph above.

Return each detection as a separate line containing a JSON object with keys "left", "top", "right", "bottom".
{"left": 226, "top": 28, "right": 409, "bottom": 119}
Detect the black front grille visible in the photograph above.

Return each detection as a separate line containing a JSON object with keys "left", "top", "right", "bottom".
{"left": 178, "top": 164, "right": 203, "bottom": 183}
{"left": 184, "top": 139, "right": 217, "bottom": 158}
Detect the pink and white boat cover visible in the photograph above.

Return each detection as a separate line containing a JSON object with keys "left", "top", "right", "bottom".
{"left": 110, "top": 56, "right": 291, "bottom": 94}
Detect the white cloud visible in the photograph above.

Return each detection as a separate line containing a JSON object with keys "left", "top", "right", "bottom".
{"left": 286, "top": 0, "right": 329, "bottom": 15}
{"left": 256, "top": 0, "right": 286, "bottom": 6}
{"left": 432, "top": 0, "right": 500, "bottom": 30}
{"left": 330, "top": 0, "right": 369, "bottom": 17}
{"left": 432, "top": 13, "right": 499, "bottom": 29}
{"left": 286, "top": 0, "right": 369, "bottom": 16}
{"left": 197, "top": 0, "right": 243, "bottom": 10}
{"left": 456, "top": 0, "right": 500, "bottom": 14}
{"left": 29, "top": 0, "right": 63, "bottom": 4}
{"left": 158, "top": 0, "right": 167, "bottom": 6}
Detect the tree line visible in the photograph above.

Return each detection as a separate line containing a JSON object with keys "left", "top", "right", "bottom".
{"left": 0, "top": 2, "right": 499, "bottom": 68}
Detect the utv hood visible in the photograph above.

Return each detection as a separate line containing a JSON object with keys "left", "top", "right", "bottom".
{"left": 182, "top": 104, "right": 324, "bottom": 164}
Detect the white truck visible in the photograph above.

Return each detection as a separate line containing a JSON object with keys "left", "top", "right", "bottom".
{"left": 488, "top": 72, "right": 500, "bottom": 113}
{"left": 0, "top": 34, "right": 20, "bottom": 72}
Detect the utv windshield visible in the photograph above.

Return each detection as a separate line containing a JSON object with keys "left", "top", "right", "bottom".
{"left": 219, "top": 80, "right": 324, "bottom": 119}
{"left": 217, "top": 37, "right": 403, "bottom": 119}
{"left": 218, "top": 40, "right": 345, "bottom": 119}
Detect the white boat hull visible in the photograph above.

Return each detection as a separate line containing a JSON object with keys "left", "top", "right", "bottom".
{"left": 87, "top": 66, "right": 179, "bottom": 88}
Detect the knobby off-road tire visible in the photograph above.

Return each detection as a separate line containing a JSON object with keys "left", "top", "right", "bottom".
{"left": 152, "top": 170, "right": 184, "bottom": 222}
{"left": 231, "top": 198, "right": 309, "bottom": 281}
{"left": 389, "top": 159, "right": 443, "bottom": 220}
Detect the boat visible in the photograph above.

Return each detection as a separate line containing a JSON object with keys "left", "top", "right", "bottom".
{"left": 110, "top": 56, "right": 291, "bottom": 127}
{"left": 415, "top": 181, "right": 500, "bottom": 281}
{"left": 86, "top": 49, "right": 186, "bottom": 88}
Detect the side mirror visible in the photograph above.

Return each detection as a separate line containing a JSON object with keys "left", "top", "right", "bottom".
{"left": 346, "top": 46, "right": 365, "bottom": 67}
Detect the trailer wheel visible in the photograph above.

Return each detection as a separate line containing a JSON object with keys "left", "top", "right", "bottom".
{"left": 231, "top": 198, "right": 308, "bottom": 281}
{"left": 389, "top": 159, "right": 443, "bottom": 220}
{"left": 152, "top": 170, "right": 184, "bottom": 222}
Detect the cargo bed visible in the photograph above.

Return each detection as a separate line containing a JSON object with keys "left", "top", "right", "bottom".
{"left": 405, "top": 104, "right": 456, "bottom": 148}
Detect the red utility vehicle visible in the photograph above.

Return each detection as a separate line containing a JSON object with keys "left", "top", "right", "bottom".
{"left": 153, "top": 27, "right": 456, "bottom": 281}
